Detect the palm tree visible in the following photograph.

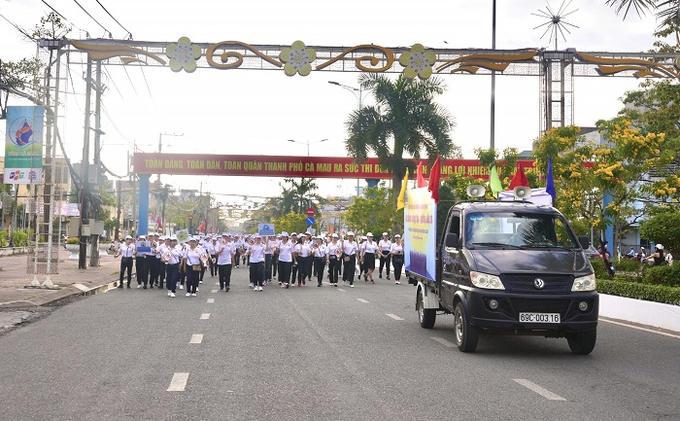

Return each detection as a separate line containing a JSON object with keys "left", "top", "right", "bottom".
{"left": 606, "top": 0, "right": 680, "bottom": 39}
{"left": 345, "top": 74, "right": 457, "bottom": 198}
{"left": 260, "top": 178, "right": 327, "bottom": 218}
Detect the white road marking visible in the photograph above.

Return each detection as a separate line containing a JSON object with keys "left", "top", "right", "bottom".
{"left": 513, "top": 379, "right": 566, "bottom": 401}
{"left": 431, "top": 337, "right": 455, "bottom": 348}
{"left": 357, "top": 298, "right": 369, "bottom": 303}
{"left": 337, "top": 288, "right": 347, "bottom": 293}
{"left": 600, "top": 317, "right": 680, "bottom": 339}
{"left": 211, "top": 289, "right": 217, "bottom": 293}
{"left": 189, "top": 334, "right": 203, "bottom": 344}
{"left": 167, "top": 373, "right": 190, "bottom": 391}
{"left": 200, "top": 313, "right": 210, "bottom": 320}
{"left": 386, "top": 313, "right": 404, "bottom": 321}
{"left": 215, "top": 282, "right": 220, "bottom": 285}
{"left": 207, "top": 298, "right": 215, "bottom": 304}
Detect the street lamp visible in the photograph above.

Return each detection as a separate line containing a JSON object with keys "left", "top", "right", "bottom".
{"left": 328, "top": 81, "right": 363, "bottom": 108}
{"left": 287, "top": 138, "right": 328, "bottom": 156}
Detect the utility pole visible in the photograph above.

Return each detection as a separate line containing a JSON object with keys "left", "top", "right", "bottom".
{"left": 115, "top": 179, "right": 122, "bottom": 241}
{"left": 90, "top": 60, "right": 103, "bottom": 267}
{"left": 78, "top": 58, "right": 92, "bottom": 269}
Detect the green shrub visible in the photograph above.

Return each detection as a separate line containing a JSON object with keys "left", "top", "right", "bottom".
{"left": 66, "top": 236, "right": 80, "bottom": 245}
{"left": 0, "top": 231, "right": 7, "bottom": 247}
{"left": 613, "top": 258, "right": 642, "bottom": 273}
{"left": 591, "top": 259, "right": 609, "bottom": 279}
{"left": 598, "top": 278, "right": 680, "bottom": 306}
{"left": 11, "top": 230, "right": 27, "bottom": 247}
{"left": 642, "top": 264, "right": 680, "bottom": 288}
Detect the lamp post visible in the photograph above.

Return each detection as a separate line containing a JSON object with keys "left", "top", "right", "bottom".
{"left": 287, "top": 138, "right": 328, "bottom": 156}
{"left": 328, "top": 81, "right": 363, "bottom": 108}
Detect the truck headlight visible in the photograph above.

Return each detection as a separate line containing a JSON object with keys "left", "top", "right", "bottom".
{"left": 470, "top": 271, "right": 505, "bottom": 290}
{"left": 572, "top": 273, "right": 596, "bottom": 291}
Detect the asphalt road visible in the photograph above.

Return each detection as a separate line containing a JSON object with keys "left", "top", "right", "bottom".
{"left": 1, "top": 267, "right": 678, "bottom": 421}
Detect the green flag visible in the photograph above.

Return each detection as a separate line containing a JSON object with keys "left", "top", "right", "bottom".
{"left": 489, "top": 165, "right": 503, "bottom": 198}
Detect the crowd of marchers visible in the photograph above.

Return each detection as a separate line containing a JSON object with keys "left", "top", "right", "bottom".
{"left": 114, "top": 231, "right": 405, "bottom": 297}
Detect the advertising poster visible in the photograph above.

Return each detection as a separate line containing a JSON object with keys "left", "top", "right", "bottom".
{"left": 404, "top": 187, "right": 437, "bottom": 282}
{"left": 258, "top": 224, "right": 275, "bottom": 236}
{"left": 4, "top": 106, "right": 44, "bottom": 185}
{"left": 175, "top": 229, "right": 189, "bottom": 243}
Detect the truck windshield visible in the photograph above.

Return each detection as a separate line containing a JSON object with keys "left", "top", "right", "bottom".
{"left": 465, "top": 212, "right": 579, "bottom": 249}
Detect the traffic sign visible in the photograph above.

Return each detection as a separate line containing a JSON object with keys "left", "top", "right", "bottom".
{"left": 306, "top": 207, "right": 315, "bottom": 216}
{"left": 306, "top": 216, "right": 315, "bottom": 226}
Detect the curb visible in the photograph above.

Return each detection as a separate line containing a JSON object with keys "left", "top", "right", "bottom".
{"left": 599, "top": 293, "right": 680, "bottom": 334}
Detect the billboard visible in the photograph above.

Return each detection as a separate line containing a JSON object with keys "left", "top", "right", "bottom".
{"left": 404, "top": 187, "right": 437, "bottom": 282}
{"left": 4, "top": 106, "right": 44, "bottom": 185}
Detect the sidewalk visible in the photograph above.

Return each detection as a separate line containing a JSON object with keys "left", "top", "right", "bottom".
{"left": 0, "top": 249, "right": 123, "bottom": 310}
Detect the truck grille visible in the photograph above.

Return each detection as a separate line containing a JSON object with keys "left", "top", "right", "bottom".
{"left": 508, "top": 298, "right": 572, "bottom": 316}
{"left": 501, "top": 274, "right": 573, "bottom": 293}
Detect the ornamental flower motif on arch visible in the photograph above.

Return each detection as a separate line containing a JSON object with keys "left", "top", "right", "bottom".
{"left": 166, "top": 37, "right": 202, "bottom": 73}
{"left": 280, "top": 41, "right": 316, "bottom": 76}
{"left": 399, "top": 44, "right": 436, "bottom": 79}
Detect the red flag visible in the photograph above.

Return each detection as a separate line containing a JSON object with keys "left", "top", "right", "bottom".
{"left": 156, "top": 216, "right": 162, "bottom": 229}
{"left": 198, "top": 222, "right": 205, "bottom": 233}
{"left": 427, "top": 156, "right": 441, "bottom": 203}
{"left": 509, "top": 163, "right": 529, "bottom": 190}
{"left": 416, "top": 161, "right": 427, "bottom": 188}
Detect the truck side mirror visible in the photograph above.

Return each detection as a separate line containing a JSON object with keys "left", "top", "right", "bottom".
{"left": 445, "top": 233, "right": 459, "bottom": 248}
{"left": 578, "top": 235, "right": 590, "bottom": 249}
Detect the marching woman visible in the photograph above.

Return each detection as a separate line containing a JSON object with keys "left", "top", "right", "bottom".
{"left": 115, "top": 235, "right": 136, "bottom": 289}
{"left": 181, "top": 237, "right": 202, "bottom": 297}
{"left": 378, "top": 232, "right": 392, "bottom": 280}
{"left": 326, "top": 233, "right": 342, "bottom": 287}
{"left": 246, "top": 235, "right": 266, "bottom": 291}
{"left": 294, "top": 234, "right": 312, "bottom": 286}
{"left": 290, "top": 233, "right": 299, "bottom": 284}
{"left": 164, "top": 236, "right": 181, "bottom": 297}
{"left": 361, "top": 233, "right": 379, "bottom": 284}
{"left": 216, "top": 233, "right": 234, "bottom": 292}
{"left": 264, "top": 235, "right": 274, "bottom": 285}
{"left": 342, "top": 232, "right": 358, "bottom": 288}
{"left": 276, "top": 232, "right": 294, "bottom": 288}
{"left": 312, "top": 236, "right": 326, "bottom": 287}
{"left": 390, "top": 234, "right": 404, "bottom": 285}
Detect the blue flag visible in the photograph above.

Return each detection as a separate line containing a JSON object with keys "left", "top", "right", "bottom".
{"left": 546, "top": 155, "right": 556, "bottom": 203}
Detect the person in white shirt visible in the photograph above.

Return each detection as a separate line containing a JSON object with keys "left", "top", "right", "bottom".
{"left": 264, "top": 235, "right": 274, "bottom": 285}
{"left": 216, "top": 233, "right": 234, "bottom": 291}
{"left": 115, "top": 235, "right": 136, "bottom": 289}
{"left": 181, "top": 237, "right": 202, "bottom": 297}
{"left": 164, "top": 237, "right": 182, "bottom": 297}
{"left": 312, "top": 236, "right": 326, "bottom": 287}
{"left": 276, "top": 232, "right": 294, "bottom": 288}
{"left": 342, "top": 232, "right": 358, "bottom": 287}
{"left": 378, "top": 232, "right": 392, "bottom": 280}
{"left": 294, "top": 234, "right": 312, "bottom": 286}
{"left": 390, "top": 234, "right": 404, "bottom": 285}
{"left": 207, "top": 237, "right": 218, "bottom": 277}
{"left": 246, "top": 235, "right": 266, "bottom": 291}
{"left": 361, "top": 233, "right": 379, "bottom": 284}
{"left": 326, "top": 233, "right": 342, "bottom": 286}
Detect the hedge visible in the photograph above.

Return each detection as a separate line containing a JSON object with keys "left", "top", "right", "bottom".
{"left": 597, "top": 278, "right": 680, "bottom": 306}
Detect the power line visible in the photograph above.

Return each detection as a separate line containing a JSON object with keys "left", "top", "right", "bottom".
{"left": 94, "top": 0, "right": 132, "bottom": 39}
{"left": 0, "top": 13, "right": 34, "bottom": 42}
{"left": 40, "top": 0, "right": 90, "bottom": 37}
{"left": 72, "top": 0, "right": 111, "bottom": 37}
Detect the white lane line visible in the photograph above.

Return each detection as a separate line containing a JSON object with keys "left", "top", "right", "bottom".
{"left": 513, "top": 379, "right": 566, "bottom": 401}
{"left": 211, "top": 289, "right": 217, "bottom": 293}
{"left": 386, "top": 313, "right": 404, "bottom": 321}
{"left": 200, "top": 313, "right": 210, "bottom": 320}
{"left": 357, "top": 298, "right": 369, "bottom": 303}
{"left": 207, "top": 298, "right": 215, "bottom": 304}
{"left": 167, "top": 373, "right": 190, "bottom": 392}
{"left": 189, "top": 334, "right": 203, "bottom": 344}
{"left": 431, "top": 337, "right": 455, "bottom": 348}
{"left": 600, "top": 317, "right": 680, "bottom": 339}
{"left": 215, "top": 282, "right": 220, "bottom": 285}
{"left": 337, "top": 288, "right": 347, "bottom": 293}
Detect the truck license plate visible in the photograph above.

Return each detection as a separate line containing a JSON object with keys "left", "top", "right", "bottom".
{"left": 519, "top": 312, "right": 560, "bottom": 323}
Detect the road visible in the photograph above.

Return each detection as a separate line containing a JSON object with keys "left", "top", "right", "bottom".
{"left": 1, "top": 267, "right": 678, "bottom": 421}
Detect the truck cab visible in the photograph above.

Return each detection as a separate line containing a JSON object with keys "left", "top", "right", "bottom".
{"left": 412, "top": 200, "right": 598, "bottom": 354}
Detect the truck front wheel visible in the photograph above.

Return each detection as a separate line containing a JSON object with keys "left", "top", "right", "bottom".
{"left": 453, "top": 302, "right": 478, "bottom": 352}
{"left": 566, "top": 330, "right": 597, "bottom": 355}
{"left": 417, "top": 289, "right": 436, "bottom": 328}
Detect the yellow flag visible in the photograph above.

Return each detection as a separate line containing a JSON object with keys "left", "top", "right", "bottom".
{"left": 396, "top": 168, "right": 409, "bottom": 210}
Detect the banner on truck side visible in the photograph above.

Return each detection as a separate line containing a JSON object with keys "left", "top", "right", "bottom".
{"left": 404, "top": 187, "right": 437, "bottom": 281}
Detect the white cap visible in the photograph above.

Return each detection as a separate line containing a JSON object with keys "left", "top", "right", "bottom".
{"left": 347, "top": 231, "right": 354, "bottom": 236}
{"left": 125, "top": 235, "right": 132, "bottom": 240}
{"left": 656, "top": 243, "right": 664, "bottom": 250}
{"left": 382, "top": 232, "right": 388, "bottom": 236}
{"left": 139, "top": 235, "right": 146, "bottom": 240}
{"left": 394, "top": 234, "right": 401, "bottom": 238}
{"left": 367, "top": 232, "right": 373, "bottom": 237}
{"left": 331, "top": 233, "right": 338, "bottom": 238}
{"left": 189, "top": 237, "right": 197, "bottom": 242}
{"left": 281, "top": 231, "right": 289, "bottom": 237}
{"left": 291, "top": 232, "right": 298, "bottom": 236}
{"left": 170, "top": 236, "right": 178, "bottom": 241}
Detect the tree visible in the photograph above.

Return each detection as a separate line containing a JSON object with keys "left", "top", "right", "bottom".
{"left": 343, "top": 185, "right": 396, "bottom": 235}
{"left": 345, "top": 74, "right": 458, "bottom": 199}
{"left": 260, "top": 178, "right": 326, "bottom": 218}
{"left": 273, "top": 212, "right": 309, "bottom": 235}
{"left": 640, "top": 207, "right": 680, "bottom": 254}
{"left": 606, "top": 0, "right": 680, "bottom": 41}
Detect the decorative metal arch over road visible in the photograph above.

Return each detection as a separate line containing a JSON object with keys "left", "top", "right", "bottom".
{"left": 48, "top": 37, "right": 680, "bottom": 235}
